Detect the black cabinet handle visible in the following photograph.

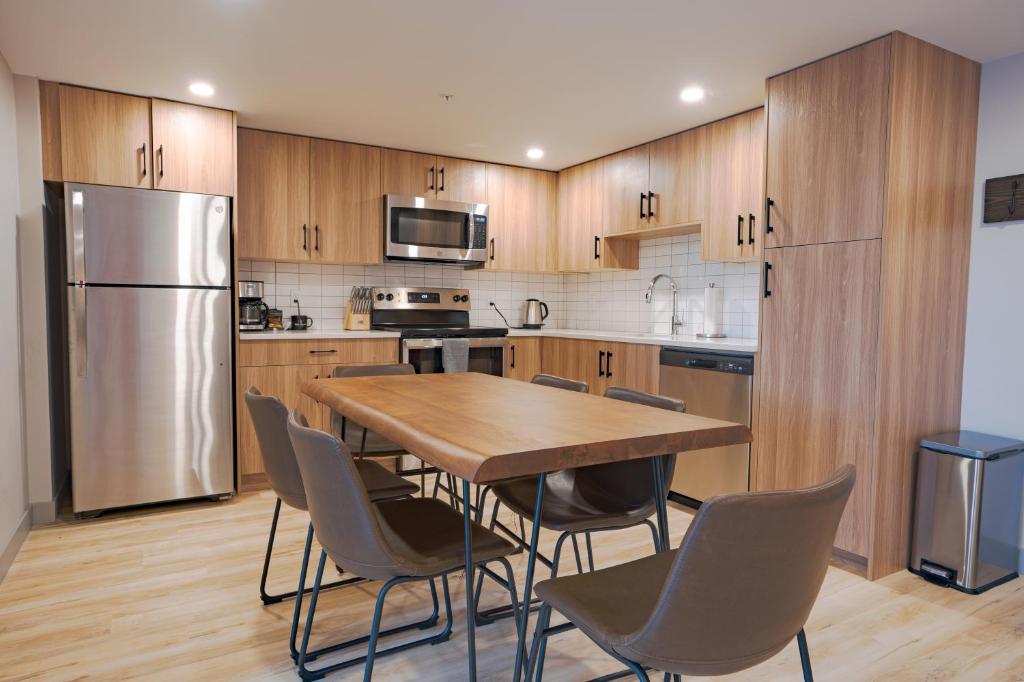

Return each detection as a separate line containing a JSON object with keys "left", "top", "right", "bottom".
{"left": 489, "top": 237, "right": 495, "bottom": 261}
{"left": 308, "top": 349, "right": 338, "bottom": 355}
{"left": 765, "top": 198, "right": 774, "bottom": 234}
{"left": 157, "top": 144, "right": 164, "bottom": 178}
{"left": 594, "top": 235, "right": 600, "bottom": 260}
{"left": 439, "top": 167, "right": 445, "bottom": 192}
{"left": 314, "top": 225, "right": 320, "bottom": 251}
{"left": 598, "top": 350, "right": 606, "bottom": 377}
{"left": 647, "top": 191, "right": 655, "bottom": 218}
{"left": 606, "top": 352, "right": 613, "bottom": 378}
{"left": 302, "top": 224, "right": 308, "bottom": 251}
{"left": 763, "top": 261, "right": 772, "bottom": 298}
{"left": 141, "top": 143, "right": 147, "bottom": 177}
{"left": 640, "top": 192, "right": 646, "bottom": 219}
{"left": 737, "top": 215, "right": 744, "bottom": 246}
{"left": 510, "top": 344, "right": 516, "bottom": 369}
{"left": 428, "top": 166, "right": 435, "bottom": 191}
{"left": 748, "top": 213, "right": 755, "bottom": 244}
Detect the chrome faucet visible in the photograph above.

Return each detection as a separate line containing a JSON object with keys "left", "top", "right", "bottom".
{"left": 644, "top": 273, "right": 682, "bottom": 335}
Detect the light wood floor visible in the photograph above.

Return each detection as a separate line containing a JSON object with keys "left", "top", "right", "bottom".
{"left": 1, "top": 489, "right": 1022, "bottom": 681}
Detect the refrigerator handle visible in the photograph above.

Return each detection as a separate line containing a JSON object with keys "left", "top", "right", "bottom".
{"left": 72, "top": 286, "right": 87, "bottom": 377}
{"left": 69, "top": 189, "right": 86, "bottom": 283}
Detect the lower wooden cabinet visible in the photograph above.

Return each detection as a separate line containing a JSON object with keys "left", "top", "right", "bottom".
{"left": 504, "top": 337, "right": 542, "bottom": 381}
{"left": 540, "top": 337, "right": 658, "bottom": 395}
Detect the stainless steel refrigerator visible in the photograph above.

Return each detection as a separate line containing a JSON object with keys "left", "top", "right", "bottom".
{"left": 53, "top": 183, "right": 234, "bottom": 516}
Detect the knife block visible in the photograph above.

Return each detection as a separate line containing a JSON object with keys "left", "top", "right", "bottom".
{"left": 344, "top": 301, "right": 370, "bottom": 331}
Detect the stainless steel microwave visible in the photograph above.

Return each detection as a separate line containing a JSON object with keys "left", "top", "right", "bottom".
{"left": 384, "top": 194, "right": 488, "bottom": 265}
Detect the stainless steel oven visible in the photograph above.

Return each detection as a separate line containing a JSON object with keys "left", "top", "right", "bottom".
{"left": 401, "top": 337, "right": 506, "bottom": 376}
{"left": 384, "top": 194, "right": 488, "bottom": 265}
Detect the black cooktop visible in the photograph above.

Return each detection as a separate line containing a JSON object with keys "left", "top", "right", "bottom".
{"left": 373, "top": 324, "right": 508, "bottom": 339}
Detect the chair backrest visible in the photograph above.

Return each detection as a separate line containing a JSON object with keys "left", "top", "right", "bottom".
{"left": 573, "top": 387, "right": 686, "bottom": 510}
{"left": 627, "top": 466, "right": 856, "bottom": 676}
{"left": 330, "top": 363, "right": 416, "bottom": 453}
{"left": 531, "top": 373, "right": 589, "bottom": 393}
{"left": 286, "top": 409, "right": 404, "bottom": 581}
{"left": 243, "top": 387, "right": 307, "bottom": 511}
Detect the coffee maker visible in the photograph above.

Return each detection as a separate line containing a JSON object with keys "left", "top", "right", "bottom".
{"left": 238, "top": 280, "right": 269, "bottom": 331}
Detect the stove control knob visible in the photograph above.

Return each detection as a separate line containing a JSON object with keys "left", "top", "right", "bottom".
{"left": 376, "top": 293, "right": 385, "bottom": 301}
{"left": 385, "top": 293, "right": 394, "bottom": 301}
{"left": 460, "top": 295, "right": 470, "bottom": 303}
{"left": 453, "top": 294, "right": 460, "bottom": 302}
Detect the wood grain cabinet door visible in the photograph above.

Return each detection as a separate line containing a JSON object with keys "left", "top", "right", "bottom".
{"left": 557, "top": 160, "right": 604, "bottom": 272}
{"left": 58, "top": 85, "right": 152, "bottom": 188}
{"left": 600, "top": 342, "right": 659, "bottom": 395}
{"left": 435, "top": 156, "right": 486, "bottom": 203}
{"left": 765, "top": 36, "right": 891, "bottom": 247}
{"left": 703, "top": 113, "right": 749, "bottom": 262}
{"left": 754, "top": 239, "right": 881, "bottom": 556}
{"left": 649, "top": 126, "right": 707, "bottom": 230}
{"left": 540, "top": 337, "right": 600, "bottom": 391}
{"left": 505, "top": 337, "right": 542, "bottom": 381}
{"left": 381, "top": 148, "right": 437, "bottom": 197}
{"left": 485, "top": 164, "right": 557, "bottom": 272}
{"left": 744, "top": 108, "right": 766, "bottom": 260}
{"left": 602, "top": 144, "right": 649, "bottom": 234}
{"left": 151, "top": 99, "right": 234, "bottom": 196}
{"left": 236, "top": 128, "right": 310, "bottom": 262}
{"left": 310, "top": 139, "right": 382, "bottom": 264}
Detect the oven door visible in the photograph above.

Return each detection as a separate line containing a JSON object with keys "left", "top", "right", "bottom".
{"left": 385, "top": 194, "right": 488, "bottom": 264}
{"left": 402, "top": 338, "right": 506, "bottom": 376}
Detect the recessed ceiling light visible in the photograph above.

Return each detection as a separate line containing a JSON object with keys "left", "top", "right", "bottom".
{"left": 526, "top": 147, "right": 544, "bottom": 160}
{"left": 679, "top": 86, "right": 705, "bottom": 103}
{"left": 189, "top": 82, "right": 215, "bottom": 97}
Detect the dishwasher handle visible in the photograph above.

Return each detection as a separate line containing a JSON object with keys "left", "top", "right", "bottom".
{"left": 659, "top": 348, "right": 754, "bottom": 376}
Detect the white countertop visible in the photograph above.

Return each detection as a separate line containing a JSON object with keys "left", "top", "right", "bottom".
{"left": 507, "top": 328, "right": 758, "bottom": 354}
{"left": 239, "top": 329, "right": 400, "bottom": 341}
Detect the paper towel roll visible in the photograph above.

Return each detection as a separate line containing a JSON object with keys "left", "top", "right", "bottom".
{"left": 700, "top": 283, "right": 726, "bottom": 338}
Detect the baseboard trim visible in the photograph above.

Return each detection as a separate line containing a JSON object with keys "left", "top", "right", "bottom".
{"left": 0, "top": 510, "right": 31, "bottom": 584}
{"left": 30, "top": 498, "right": 58, "bottom": 524}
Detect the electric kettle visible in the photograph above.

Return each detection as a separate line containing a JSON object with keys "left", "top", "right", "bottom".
{"left": 522, "top": 298, "right": 549, "bottom": 329}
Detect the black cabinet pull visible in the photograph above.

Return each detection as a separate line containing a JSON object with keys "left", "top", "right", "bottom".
{"left": 765, "top": 198, "right": 774, "bottom": 234}
{"left": 489, "top": 237, "right": 495, "bottom": 261}
{"left": 141, "top": 143, "right": 147, "bottom": 177}
{"left": 314, "top": 225, "right": 320, "bottom": 251}
{"left": 594, "top": 235, "right": 600, "bottom": 260}
{"left": 598, "top": 350, "right": 606, "bottom": 377}
{"left": 606, "top": 352, "right": 613, "bottom": 378}
{"left": 308, "top": 349, "right": 338, "bottom": 355}
{"left": 640, "top": 192, "right": 646, "bottom": 219}
{"left": 157, "top": 144, "right": 164, "bottom": 178}
{"left": 748, "top": 213, "right": 755, "bottom": 244}
{"left": 737, "top": 215, "right": 744, "bottom": 246}
{"left": 302, "top": 224, "right": 308, "bottom": 251}
{"left": 510, "top": 344, "right": 516, "bottom": 369}
{"left": 763, "top": 261, "right": 772, "bottom": 298}
{"left": 439, "top": 167, "right": 445, "bottom": 192}
{"left": 428, "top": 166, "right": 435, "bottom": 191}
{"left": 647, "top": 191, "right": 655, "bottom": 218}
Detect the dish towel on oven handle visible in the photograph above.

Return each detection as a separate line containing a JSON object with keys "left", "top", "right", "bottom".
{"left": 441, "top": 338, "right": 470, "bottom": 373}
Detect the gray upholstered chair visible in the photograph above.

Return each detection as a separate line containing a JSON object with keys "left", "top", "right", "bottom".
{"left": 286, "top": 409, "right": 520, "bottom": 680}
{"left": 527, "top": 465, "right": 857, "bottom": 681}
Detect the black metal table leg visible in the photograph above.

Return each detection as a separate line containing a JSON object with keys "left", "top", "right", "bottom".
{"left": 462, "top": 479, "right": 477, "bottom": 682}
{"left": 513, "top": 473, "right": 547, "bottom": 682}
{"left": 652, "top": 455, "right": 669, "bottom": 552}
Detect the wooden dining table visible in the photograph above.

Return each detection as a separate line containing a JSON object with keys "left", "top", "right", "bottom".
{"left": 303, "top": 371, "right": 751, "bottom": 681}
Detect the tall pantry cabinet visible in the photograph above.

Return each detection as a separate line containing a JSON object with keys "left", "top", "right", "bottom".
{"left": 753, "top": 32, "right": 980, "bottom": 579}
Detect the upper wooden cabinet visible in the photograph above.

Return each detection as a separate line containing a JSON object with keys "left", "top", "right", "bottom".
{"left": 46, "top": 84, "right": 235, "bottom": 195}
{"left": 237, "top": 128, "right": 310, "bottom": 262}
{"left": 485, "top": 164, "right": 557, "bottom": 272}
{"left": 310, "top": 139, "right": 382, "bottom": 264}
{"left": 649, "top": 126, "right": 707, "bottom": 229}
{"left": 381, "top": 149, "right": 485, "bottom": 202}
{"left": 57, "top": 85, "right": 152, "bottom": 188}
{"left": 557, "top": 160, "right": 604, "bottom": 272}
{"left": 151, "top": 99, "right": 234, "bottom": 196}
{"left": 764, "top": 37, "right": 890, "bottom": 247}
{"left": 703, "top": 108, "right": 764, "bottom": 262}
{"left": 602, "top": 144, "right": 649, "bottom": 234}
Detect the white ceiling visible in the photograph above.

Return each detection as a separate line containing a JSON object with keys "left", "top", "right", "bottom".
{"left": 1, "top": 0, "right": 1022, "bottom": 170}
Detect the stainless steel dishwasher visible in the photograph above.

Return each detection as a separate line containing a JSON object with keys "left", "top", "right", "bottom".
{"left": 659, "top": 348, "right": 754, "bottom": 504}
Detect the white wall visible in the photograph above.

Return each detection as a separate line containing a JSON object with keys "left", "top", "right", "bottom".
{"left": 0, "top": 50, "right": 29, "bottom": 578}
{"left": 960, "top": 51, "right": 1024, "bottom": 568}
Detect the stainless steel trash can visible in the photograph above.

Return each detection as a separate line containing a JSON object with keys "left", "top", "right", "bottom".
{"left": 910, "top": 431, "right": 1024, "bottom": 594}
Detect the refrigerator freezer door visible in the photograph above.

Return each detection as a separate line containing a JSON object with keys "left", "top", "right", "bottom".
{"left": 65, "top": 183, "right": 230, "bottom": 287}
{"left": 69, "top": 286, "right": 234, "bottom": 513}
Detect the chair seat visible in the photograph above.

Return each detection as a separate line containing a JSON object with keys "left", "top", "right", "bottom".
{"left": 535, "top": 549, "right": 677, "bottom": 647}
{"left": 491, "top": 473, "right": 654, "bottom": 533}
{"left": 375, "top": 497, "right": 516, "bottom": 577}
{"left": 356, "top": 459, "right": 419, "bottom": 502}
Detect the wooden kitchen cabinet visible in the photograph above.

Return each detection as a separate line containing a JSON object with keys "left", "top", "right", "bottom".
{"left": 602, "top": 144, "right": 649, "bottom": 235}
{"left": 485, "top": 164, "right": 557, "bottom": 272}
{"left": 238, "top": 338, "right": 398, "bottom": 367}
{"left": 57, "top": 84, "right": 152, "bottom": 188}
{"left": 151, "top": 99, "right": 234, "bottom": 196}
{"left": 703, "top": 109, "right": 766, "bottom": 262}
{"left": 310, "top": 139, "right": 383, "bottom": 264}
{"left": 745, "top": 107, "right": 765, "bottom": 260}
{"left": 381, "top": 149, "right": 485, "bottom": 202}
{"left": 648, "top": 126, "right": 707, "bottom": 230}
{"left": 237, "top": 128, "right": 311, "bottom": 262}
{"left": 764, "top": 36, "right": 890, "bottom": 247}
{"left": 557, "top": 160, "right": 604, "bottom": 272}
{"left": 435, "top": 156, "right": 486, "bottom": 203}
{"left": 540, "top": 337, "right": 658, "bottom": 395}
{"left": 504, "top": 336, "right": 542, "bottom": 381}
{"left": 541, "top": 337, "right": 599, "bottom": 388}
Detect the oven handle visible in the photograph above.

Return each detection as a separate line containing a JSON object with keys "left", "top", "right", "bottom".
{"left": 401, "top": 338, "right": 508, "bottom": 350}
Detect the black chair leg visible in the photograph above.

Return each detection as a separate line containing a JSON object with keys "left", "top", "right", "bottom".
{"left": 571, "top": 534, "right": 584, "bottom": 574}
{"left": 526, "top": 603, "right": 552, "bottom": 681}
{"left": 797, "top": 628, "right": 813, "bottom": 681}
{"left": 259, "top": 498, "right": 284, "bottom": 604}
{"left": 585, "top": 531, "right": 595, "bottom": 572}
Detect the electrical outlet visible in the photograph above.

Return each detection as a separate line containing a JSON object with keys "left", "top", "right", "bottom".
{"left": 290, "top": 289, "right": 301, "bottom": 303}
